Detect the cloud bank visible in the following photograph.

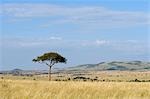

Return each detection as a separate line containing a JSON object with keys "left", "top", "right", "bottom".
{"left": 1, "top": 37, "right": 148, "bottom": 54}
{"left": 1, "top": 4, "right": 149, "bottom": 28}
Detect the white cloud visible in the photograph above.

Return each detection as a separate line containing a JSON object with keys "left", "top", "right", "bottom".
{"left": 80, "top": 40, "right": 108, "bottom": 47}
{"left": 1, "top": 36, "right": 63, "bottom": 47}
{"left": 1, "top": 3, "right": 149, "bottom": 27}
{"left": 19, "top": 42, "right": 45, "bottom": 47}
{"left": 109, "top": 40, "right": 149, "bottom": 53}
{"left": 1, "top": 37, "right": 149, "bottom": 55}
{"left": 49, "top": 36, "right": 62, "bottom": 40}
{"left": 95, "top": 40, "right": 109, "bottom": 46}
{"left": 81, "top": 39, "right": 149, "bottom": 53}
{"left": 126, "top": 40, "right": 138, "bottom": 43}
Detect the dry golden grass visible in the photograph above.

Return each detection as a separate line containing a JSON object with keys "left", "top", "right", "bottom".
{"left": 0, "top": 79, "right": 150, "bottom": 99}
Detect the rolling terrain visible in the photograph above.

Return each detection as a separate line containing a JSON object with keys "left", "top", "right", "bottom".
{"left": 0, "top": 61, "right": 150, "bottom": 82}
{"left": 67, "top": 61, "right": 150, "bottom": 71}
{"left": 0, "top": 61, "right": 150, "bottom": 99}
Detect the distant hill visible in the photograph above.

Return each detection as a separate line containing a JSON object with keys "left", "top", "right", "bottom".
{"left": 67, "top": 61, "right": 150, "bottom": 71}
{"left": 0, "top": 61, "right": 150, "bottom": 75}
{"left": 0, "top": 68, "right": 60, "bottom": 75}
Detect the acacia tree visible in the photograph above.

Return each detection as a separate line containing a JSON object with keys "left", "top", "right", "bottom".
{"left": 32, "top": 52, "right": 67, "bottom": 81}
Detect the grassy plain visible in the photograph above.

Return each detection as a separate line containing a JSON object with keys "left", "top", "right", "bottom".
{"left": 0, "top": 79, "right": 150, "bottom": 99}
{"left": 1, "top": 71, "right": 150, "bottom": 82}
{"left": 0, "top": 71, "right": 150, "bottom": 99}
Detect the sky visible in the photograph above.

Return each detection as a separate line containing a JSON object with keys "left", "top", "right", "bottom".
{"left": 0, "top": 0, "right": 150, "bottom": 70}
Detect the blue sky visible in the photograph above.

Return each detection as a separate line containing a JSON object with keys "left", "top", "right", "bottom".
{"left": 0, "top": 0, "right": 150, "bottom": 70}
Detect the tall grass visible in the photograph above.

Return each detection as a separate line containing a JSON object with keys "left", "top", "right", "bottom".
{"left": 0, "top": 80, "right": 150, "bottom": 99}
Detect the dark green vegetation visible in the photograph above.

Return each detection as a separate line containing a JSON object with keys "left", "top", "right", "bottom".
{"left": 32, "top": 52, "right": 67, "bottom": 81}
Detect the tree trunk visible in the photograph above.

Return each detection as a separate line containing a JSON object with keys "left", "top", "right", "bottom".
{"left": 49, "top": 66, "right": 51, "bottom": 81}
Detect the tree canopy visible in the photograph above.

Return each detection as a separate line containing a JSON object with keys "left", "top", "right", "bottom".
{"left": 32, "top": 52, "right": 67, "bottom": 81}
{"left": 32, "top": 52, "right": 67, "bottom": 67}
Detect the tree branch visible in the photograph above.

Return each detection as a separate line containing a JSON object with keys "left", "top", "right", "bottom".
{"left": 42, "top": 61, "right": 56, "bottom": 67}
